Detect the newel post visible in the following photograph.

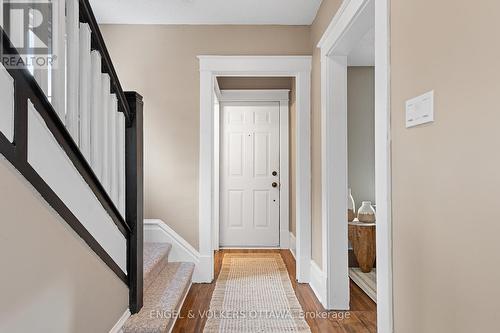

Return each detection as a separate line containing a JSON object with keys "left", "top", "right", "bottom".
{"left": 125, "top": 92, "right": 144, "bottom": 314}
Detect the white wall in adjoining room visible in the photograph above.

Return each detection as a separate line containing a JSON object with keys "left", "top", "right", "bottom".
{"left": 347, "top": 66, "right": 375, "bottom": 208}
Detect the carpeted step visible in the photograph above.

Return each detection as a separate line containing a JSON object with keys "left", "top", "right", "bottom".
{"left": 143, "top": 242, "right": 172, "bottom": 291}
{"left": 123, "top": 262, "right": 195, "bottom": 333}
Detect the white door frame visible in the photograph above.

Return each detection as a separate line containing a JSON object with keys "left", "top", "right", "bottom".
{"left": 318, "top": 0, "right": 393, "bottom": 331}
{"left": 216, "top": 89, "right": 290, "bottom": 249}
{"left": 198, "top": 56, "right": 312, "bottom": 283}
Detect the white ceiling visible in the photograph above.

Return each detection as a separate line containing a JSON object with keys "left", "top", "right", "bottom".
{"left": 348, "top": 27, "right": 375, "bottom": 66}
{"left": 90, "top": 0, "right": 323, "bottom": 25}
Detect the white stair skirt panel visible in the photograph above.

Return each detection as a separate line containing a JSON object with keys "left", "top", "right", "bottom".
{"left": 90, "top": 51, "right": 103, "bottom": 179}
{"left": 109, "top": 95, "right": 119, "bottom": 206}
{"left": 143, "top": 219, "right": 209, "bottom": 283}
{"left": 0, "top": 64, "right": 14, "bottom": 142}
{"left": 109, "top": 309, "right": 131, "bottom": 333}
{"left": 66, "top": 0, "right": 80, "bottom": 144}
{"left": 27, "top": 101, "right": 127, "bottom": 272}
{"left": 79, "top": 23, "right": 92, "bottom": 161}
{"left": 116, "top": 111, "right": 126, "bottom": 218}
{"left": 101, "top": 74, "right": 111, "bottom": 194}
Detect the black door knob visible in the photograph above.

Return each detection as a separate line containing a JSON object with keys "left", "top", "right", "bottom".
{"left": 272, "top": 182, "right": 278, "bottom": 188}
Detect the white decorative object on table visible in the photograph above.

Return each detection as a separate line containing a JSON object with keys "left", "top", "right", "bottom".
{"left": 358, "top": 201, "right": 376, "bottom": 223}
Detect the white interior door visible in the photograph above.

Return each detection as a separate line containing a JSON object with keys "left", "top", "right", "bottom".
{"left": 220, "top": 101, "right": 280, "bottom": 247}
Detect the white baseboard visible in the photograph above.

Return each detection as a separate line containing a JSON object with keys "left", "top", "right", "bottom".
{"left": 109, "top": 308, "right": 130, "bottom": 333}
{"left": 289, "top": 233, "right": 327, "bottom": 309}
{"left": 144, "top": 219, "right": 210, "bottom": 283}
{"left": 196, "top": 254, "right": 213, "bottom": 283}
{"left": 289, "top": 232, "right": 296, "bottom": 259}
{"left": 309, "top": 260, "right": 327, "bottom": 308}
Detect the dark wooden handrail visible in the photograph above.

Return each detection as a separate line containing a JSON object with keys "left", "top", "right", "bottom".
{"left": 78, "top": 0, "right": 133, "bottom": 126}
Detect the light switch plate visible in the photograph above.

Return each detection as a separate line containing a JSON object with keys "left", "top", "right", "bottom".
{"left": 406, "top": 90, "right": 434, "bottom": 128}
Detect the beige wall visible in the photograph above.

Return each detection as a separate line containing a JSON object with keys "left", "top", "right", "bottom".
{"left": 100, "top": 25, "right": 311, "bottom": 249}
{"left": 347, "top": 67, "right": 375, "bottom": 207}
{"left": 0, "top": 158, "right": 128, "bottom": 333}
{"left": 91, "top": 2, "right": 500, "bottom": 331}
{"left": 217, "top": 77, "right": 292, "bottom": 90}
{"left": 391, "top": 1, "right": 500, "bottom": 332}
{"left": 310, "top": 0, "right": 342, "bottom": 267}
{"left": 216, "top": 77, "right": 297, "bottom": 236}
{"left": 98, "top": 0, "right": 350, "bottom": 269}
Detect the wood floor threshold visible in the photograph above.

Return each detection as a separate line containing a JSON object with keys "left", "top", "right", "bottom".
{"left": 173, "top": 249, "right": 377, "bottom": 333}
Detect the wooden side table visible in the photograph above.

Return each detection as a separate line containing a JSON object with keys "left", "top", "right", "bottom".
{"left": 348, "top": 220, "right": 376, "bottom": 273}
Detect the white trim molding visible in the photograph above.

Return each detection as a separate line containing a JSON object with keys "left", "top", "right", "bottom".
{"left": 318, "top": 0, "right": 393, "bottom": 331}
{"left": 289, "top": 232, "right": 296, "bottom": 259}
{"left": 317, "top": 0, "right": 353, "bottom": 49}
{"left": 212, "top": 86, "right": 221, "bottom": 251}
{"left": 318, "top": 0, "right": 374, "bottom": 56}
{"left": 309, "top": 260, "right": 327, "bottom": 307}
{"left": 374, "top": 0, "right": 393, "bottom": 330}
{"left": 321, "top": 53, "right": 350, "bottom": 310}
{"left": 199, "top": 56, "right": 312, "bottom": 74}
{"left": 218, "top": 89, "right": 290, "bottom": 249}
{"left": 219, "top": 89, "right": 290, "bottom": 102}
{"left": 109, "top": 309, "right": 131, "bottom": 333}
{"left": 144, "top": 219, "right": 209, "bottom": 283}
{"left": 197, "top": 56, "right": 312, "bottom": 283}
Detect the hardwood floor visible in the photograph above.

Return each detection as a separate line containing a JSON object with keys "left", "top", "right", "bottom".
{"left": 173, "top": 249, "right": 377, "bottom": 333}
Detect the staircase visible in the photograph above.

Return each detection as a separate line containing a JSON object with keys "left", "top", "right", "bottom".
{"left": 2, "top": 1, "right": 193, "bottom": 328}
{"left": 123, "top": 243, "right": 194, "bottom": 333}
{"left": 1, "top": 0, "right": 147, "bottom": 314}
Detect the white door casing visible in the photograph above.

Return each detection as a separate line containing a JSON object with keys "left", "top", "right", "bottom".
{"left": 198, "top": 56, "right": 311, "bottom": 284}
{"left": 220, "top": 101, "right": 280, "bottom": 247}
{"left": 317, "top": 0, "right": 375, "bottom": 311}
{"left": 317, "top": 1, "right": 393, "bottom": 332}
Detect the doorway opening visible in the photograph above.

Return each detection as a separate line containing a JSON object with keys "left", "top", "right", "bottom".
{"left": 347, "top": 46, "right": 376, "bottom": 302}
{"left": 197, "top": 56, "right": 312, "bottom": 284}
{"left": 214, "top": 78, "right": 293, "bottom": 249}
{"left": 318, "top": 0, "right": 392, "bottom": 330}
